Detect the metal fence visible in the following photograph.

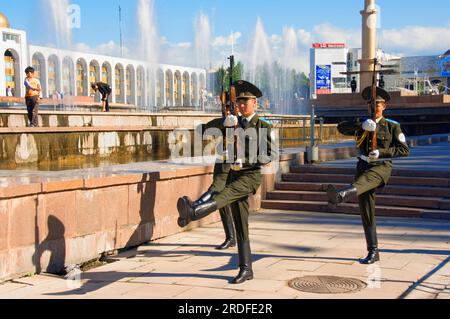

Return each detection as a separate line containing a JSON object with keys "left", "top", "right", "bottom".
{"left": 266, "top": 107, "right": 324, "bottom": 152}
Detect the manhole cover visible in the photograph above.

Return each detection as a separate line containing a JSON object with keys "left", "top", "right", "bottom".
{"left": 288, "top": 276, "right": 367, "bottom": 294}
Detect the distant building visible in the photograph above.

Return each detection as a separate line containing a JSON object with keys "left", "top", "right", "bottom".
{"left": 0, "top": 11, "right": 206, "bottom": 107}
{"left": 347, "top": 48, "right": 400, "bottom": 92}
{"left": 310, "top": 42, "right": 450, "bottom": 96}
{"left": 310, "top": 43, "right": 349, "bottom": 99}
{"left": 397, "top": 53, "right": 449, "bottom": 94}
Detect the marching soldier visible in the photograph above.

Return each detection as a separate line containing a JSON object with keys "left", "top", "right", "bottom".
{"left": 327, "top": 87, "right": 410, "bottom": 264}
{"left": 177, "top": 80, "right": 276, "bottom": 284}
{"left": 181, "top": 102, "right": 237, "bottom": 251}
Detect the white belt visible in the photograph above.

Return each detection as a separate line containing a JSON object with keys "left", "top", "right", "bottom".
{"left": 231, "top": 159, "right": 243, "bottom": 171}
{"left": 358, "top": 155, "right": 385, "bottom": 164}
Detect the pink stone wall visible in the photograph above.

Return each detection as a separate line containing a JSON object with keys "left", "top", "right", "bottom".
{"left": 0, "top": 164, "right": 270, "bottom": 282}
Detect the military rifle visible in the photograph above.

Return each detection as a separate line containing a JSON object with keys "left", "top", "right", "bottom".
{"left": 219, "top": 55, "right": 240, "bottom": 167}
{"left": 369, "top": 58, "right": 378, "bottom": 151}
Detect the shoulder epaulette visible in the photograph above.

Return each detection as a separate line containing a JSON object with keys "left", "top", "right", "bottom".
{"left": 260, "top": 117, "right": 273, "bottom": 125}
{"left": 386, "top": 118, "right": 400, "bottom": 125}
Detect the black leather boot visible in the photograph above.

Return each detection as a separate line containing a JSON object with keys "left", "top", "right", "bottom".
{"left": 192, "top": 190, "right": 215, "bottom": 208}
{"left": 177, "top": 198, "right": 218, "bottom": 227}
{"left": 327, "top": 185, "right": 358, "bottom": 204}
{"left": 177, "top": 190, "right": 215, "bottom": 227}
{"left": 360, "top": 249, "right": 380, "bottom": 264}
{"left": 231, "top": 241, "right": 253, "bottom": 284}
{"left": 360, "top": 224, "right": 380, "bottom": 264}
{"left": 216, "top": 206, "right": 236, "bottom": 250}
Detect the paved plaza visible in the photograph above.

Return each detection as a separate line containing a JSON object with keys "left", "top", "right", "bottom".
{"left": 1, "top": 138, "right": 450, "bottom": 299}
{"left": 0, "top": 209, "right": 449, "bottom": 299}
{"left": 324, "top": 140, "right": 450, "bottom": 172}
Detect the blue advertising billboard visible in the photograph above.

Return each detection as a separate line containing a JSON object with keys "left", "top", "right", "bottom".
{"left": 316, "top": 65, "right": 331, "bottom": 94}
{"left": 442, "top": 56, "right": 450, "bottom": 77}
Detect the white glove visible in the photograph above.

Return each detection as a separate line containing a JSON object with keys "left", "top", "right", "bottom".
{"left": 369, "top": 150, "right": 380, "bottom": 161}
{"left": 362, "top": 119, "right": 377, "bottom": 132}
{"left": 224, "top": 115, "right": 238, "bottom": 128}
{"left": 231, "top": 158, "right": 243, "bottom": 171}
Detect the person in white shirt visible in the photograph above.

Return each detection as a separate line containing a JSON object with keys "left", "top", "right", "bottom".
{"left": 24, "top": 66, "right": 42, "bottom": 127}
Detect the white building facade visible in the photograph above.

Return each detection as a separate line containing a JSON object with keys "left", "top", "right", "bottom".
{"left": 310, "top": 43, "right": 349, "bottom": 99}
{"left": 0, "top": 17, "right": 206, "bottom": 108}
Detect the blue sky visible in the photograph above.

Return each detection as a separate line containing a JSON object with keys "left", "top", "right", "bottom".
{"left": 2, "top": 0, "right": 449, "bottom": 71}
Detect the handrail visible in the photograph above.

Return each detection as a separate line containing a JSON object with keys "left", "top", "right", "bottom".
{"left": 266, "top": 114, "right": 324, "bottom": 152}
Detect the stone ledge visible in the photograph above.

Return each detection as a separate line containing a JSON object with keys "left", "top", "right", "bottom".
{"left": 0, "top": 166, "right": 216, "bottom": 199}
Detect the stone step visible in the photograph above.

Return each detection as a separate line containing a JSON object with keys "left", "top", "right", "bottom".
{"left": 275, "top": 182, "right": 450, "bottom": 198}
{"left": 291, "top": 165, "right": 450, "bottom": 179}
{"left": 282, "top": 173, "right": 450, "bottom": 188}
{"left": 261, "top": 200, "right": 450, "bottom": 220}
{"left": 266, "top": 190, "right": 447, "bottom": 209}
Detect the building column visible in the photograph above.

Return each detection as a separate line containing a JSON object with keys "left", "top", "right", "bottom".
{"left": 0, "top": 54, "right": 5, "bottom": 97}
{"left": 110, "top": 63, "right": 116, "bottom": 104}
{"left": 360, "top": 0, "right": 378, "bottom": 90}
{"left": 133, "top": 67, "right": 137, "bottom": 106}
{"left": 170, "top": 71, "right": 175, "bottom": 107}
{"left": 196, "top": 76, "right": 201, "bottom": 107}
{"left": 43, "top": 56, "right": 49, "bottom": 98}
{"left": 161, "top": 70, "right": 166, "bottom": 108}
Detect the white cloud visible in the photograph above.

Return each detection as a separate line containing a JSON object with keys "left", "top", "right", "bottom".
{"left": 311, "top": 23, "right": 360, "bottom": 48}
{"left": 297, "top": 29, "right": 313, "bottom": 48}
{"left": 173, "top": 42, "right": 192, "bottom": 49}
{"left": 70, "top": 21, "right": 450, "bottom": 75}
{"left": 72, "top": 41, "right": 130, "bottom": 57}
{"left": 380, "top": 25, "right": 450, "bottom": 55}
{"left": 212, "top": 32, "right": 242, "bottom": 47}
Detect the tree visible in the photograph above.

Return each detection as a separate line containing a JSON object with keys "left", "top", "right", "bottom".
{"left": 214, "top": 66, "right": 226, "bottom": 95}
{"left": 213, "top": 61, "right": 244, "bottom": 95}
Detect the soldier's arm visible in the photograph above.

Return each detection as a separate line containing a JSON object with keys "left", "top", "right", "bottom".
{"left": 379, "top": 125, "right": 410, "bottom": 158}
{"left": 337, "top": 120, "right": 363, "bottom": 136}
{"left": 258, "top": 123, "right": 277, "bottom": 166}
{"left": 202, "top": 118, "right": 224, "bottom": 135}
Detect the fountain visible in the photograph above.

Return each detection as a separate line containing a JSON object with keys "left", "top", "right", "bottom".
{"left": 279, "top": 27, "right": 300, "bottom": 115}
{"left": 42, "top": 0, "right": 76, "bottom": 111}
{"left": 244, "top": 18, "right": 305, "bottom": 115}
{"left": 43, "top": 0, "right": 72, "bottom": 49}
{"left": 137, "top": 0, "right": 160, "bottom": 111}
{"left": 194, "top": 13, "right": 211, "bottom": 70}
{"left": 246, "top": 17, "right": 273, "bottom": 85}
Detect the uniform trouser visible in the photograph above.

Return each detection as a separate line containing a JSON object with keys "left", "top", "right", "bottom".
{"left": 101, "top": 93, "right": 110, "bottom": 112}
{"left": 352, "top": 161, "right": 389, "bottom": 249}
{"left": 213, "top": 169, "right": 262, "bottom": 242}
{"left": 26, "top": 96, "right": 39, "bottom": 126}
{"left": 209, "top": 164, "right": 235, "bottom": 240}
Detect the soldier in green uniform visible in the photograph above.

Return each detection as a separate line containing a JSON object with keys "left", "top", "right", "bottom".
{"left": 177, "top": 80, "right": 276, "bottom": 284}
{"left": 327, "top": 87, "right": 410, "bottom": 264}
{"left": 180, "top": 102, "right": 237, "bottom": 250}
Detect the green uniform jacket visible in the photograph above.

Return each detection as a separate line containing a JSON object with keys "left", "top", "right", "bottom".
{"left": 237, "top": 115, "right": 275, "bottom": 170}
{"left": 338, "top": 117, "right": 410, "bottom": 183}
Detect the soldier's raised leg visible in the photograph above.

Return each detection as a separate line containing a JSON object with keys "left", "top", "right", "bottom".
{"left": 326, "top": 168, "right": 383, "bottom": 205}
{"left": 177, "top": 171, "right": 259, "bottom": 227}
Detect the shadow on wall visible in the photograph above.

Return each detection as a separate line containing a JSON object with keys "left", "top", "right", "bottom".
{"left": 32, "top": 215, "right": 66, "bottom": 275}
{"left": 31, "top": 174, "right": 158, "bottom": 275}
{"left": 125, "top": 174, "right": 157, "bottom": 251}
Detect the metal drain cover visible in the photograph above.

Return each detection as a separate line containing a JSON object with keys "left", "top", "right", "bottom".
{"left": 288, "top": 276, "right": 367, "bottom": 294}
